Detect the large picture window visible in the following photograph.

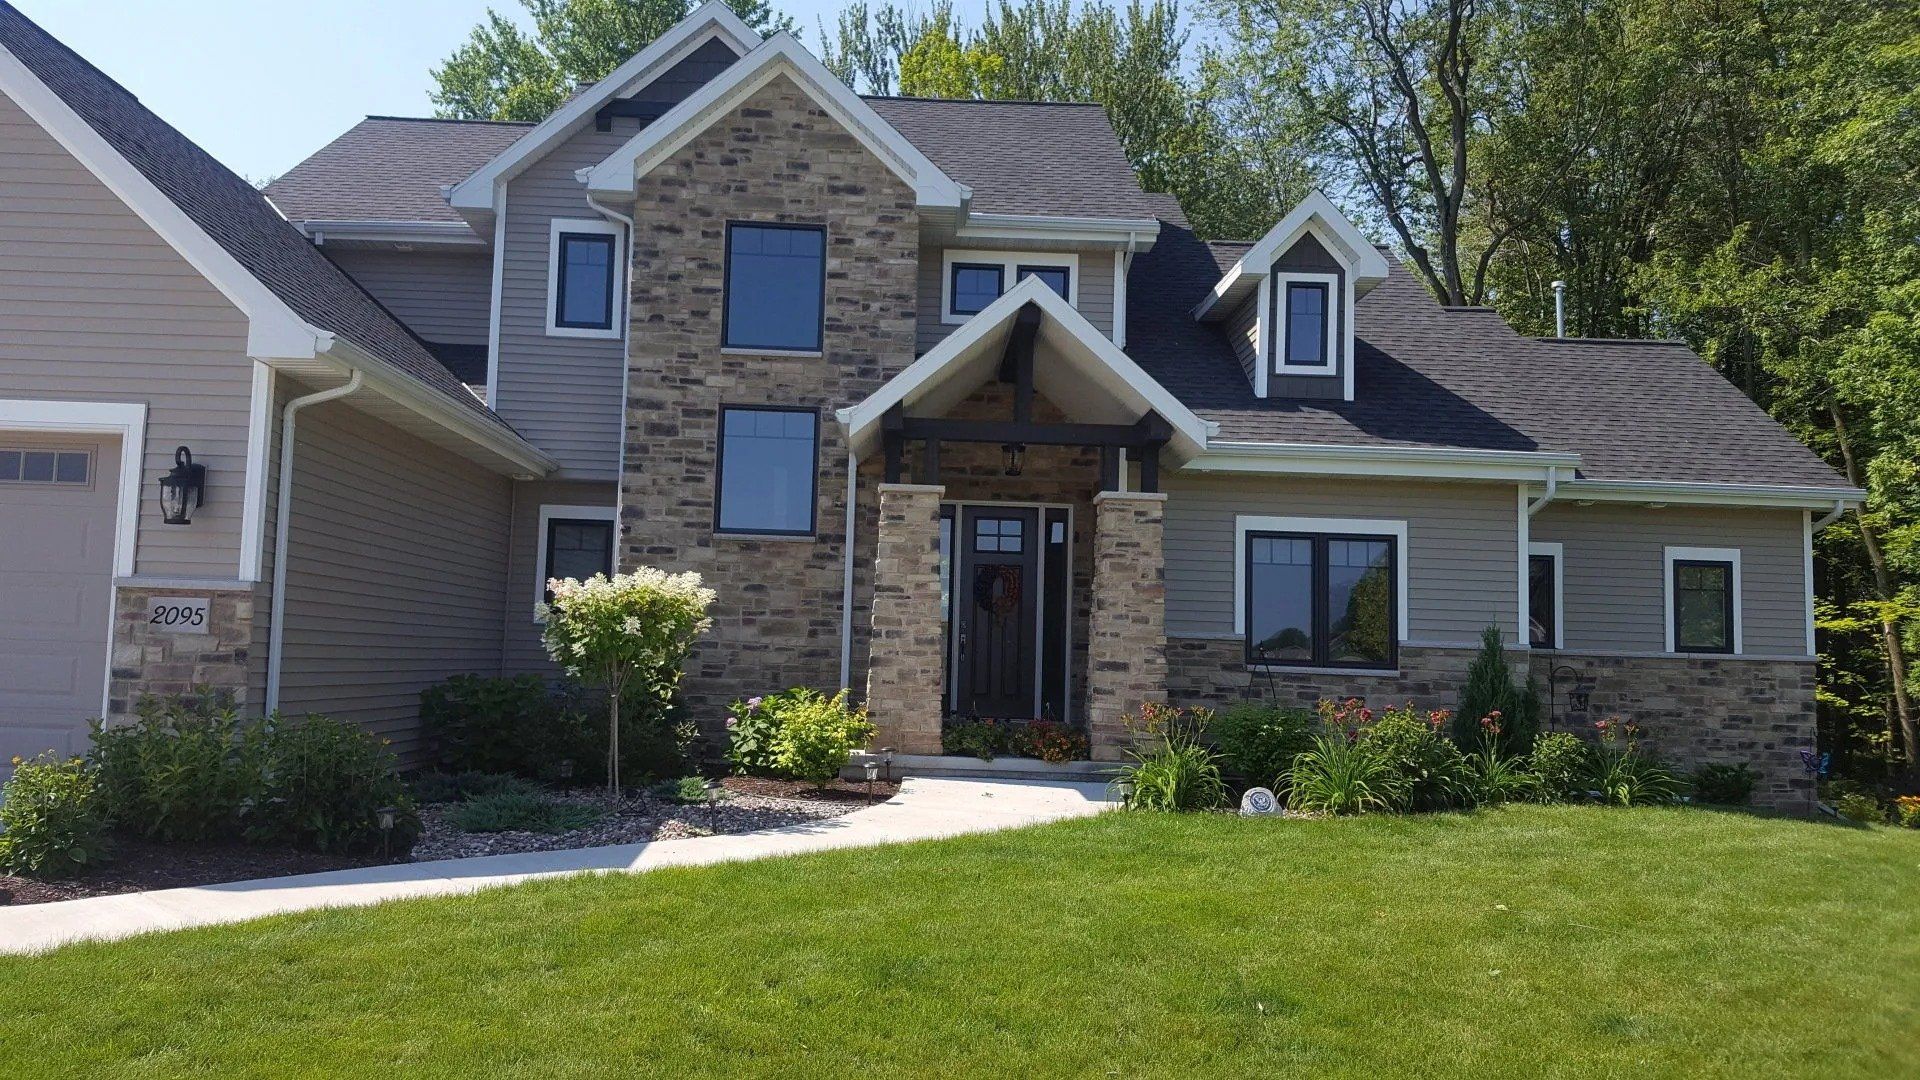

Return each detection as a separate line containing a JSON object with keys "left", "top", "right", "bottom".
{"left": 716, "top": 406, "right": 818, "bottom": 536}
{"left": 723, "top": 223, "right": 826, "bottom": 352}
{"left": 1245, "top": 530, "right": 1397, "bottom": 669}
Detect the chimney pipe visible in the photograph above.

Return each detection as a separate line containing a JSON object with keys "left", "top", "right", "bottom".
{"left": 1551, "top": 279, "right": 1567, "bottom": 338}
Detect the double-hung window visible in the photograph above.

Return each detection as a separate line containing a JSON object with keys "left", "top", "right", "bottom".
{"left": 548, "top": 219, "right": 621, "bottom": 336}
{"left": 715, "top": 406, "right": 818, "bottom": 536}
{"left": 1667, "top": 547, "right": 1740, "bottom": 654}
{"left": 723, "top": 223, "right": 826, "bottom": 352}
{"left": 1243, "top": 527, "right": 1399, "bottom": 669}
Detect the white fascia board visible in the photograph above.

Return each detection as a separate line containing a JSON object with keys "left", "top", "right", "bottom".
{"left": 837, "top": 275, "right": 1214, "bottom": 456}
{"left": 1193, "top": 191, "right": 1389, "bottom": 322}
{"left": 449, "top": 2, "right": 759, "bottom": 210}
{"left": 298, "top": 220, "right": 488, "bottom": 248}
{"left": 1553, "top": 479, "right": 1866, "bottom": 510}
{"left": 1189, "top": 441, "right": 1581, "bottom": 483}
{"left": 953, "top": 213, "right": 1161, "bottom": 249}
{"left": 0, "top": 39, "right": 324, "bottom": 360}
{"left": 584, "top": 34, "right": 967, "bottom": 211}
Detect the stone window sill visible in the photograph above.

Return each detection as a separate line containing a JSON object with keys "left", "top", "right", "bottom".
{"left": 1245, "top": 664, "right": 1400, "bottom": 678}
{"left": 719, "top": 347, "right": 824, "bottom": 359}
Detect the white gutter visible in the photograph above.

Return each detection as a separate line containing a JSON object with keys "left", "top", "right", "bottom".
{"left": 1558, "top": 479, "right": 1867, "bottom": 511}
{"left": 1190, "top": 441, "right": 1582, "bottom": 483}
{"left": 298, "top": 220, "right": 487, "bottom": 248}
{"left": 954, "top": 213, "right": 1161, "bottom": 249}
{"left": 587, "top": 190, "right": 637, "bottom": 572}
{"left": 1526, "top": 465, "right": 1561, "bottom": 516}
{"left": 266, "top": 367, "right": 364, "bottom": 711}
{"left": 839, "top": 445, "right": 858, "bottom": 691}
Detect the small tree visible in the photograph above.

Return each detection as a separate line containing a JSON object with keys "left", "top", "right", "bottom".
{"left": 540, "top": 568, "right": 715, "bottom": 795}
{"left": 1453, "top": 625, "right": 1542, "bottom": 754}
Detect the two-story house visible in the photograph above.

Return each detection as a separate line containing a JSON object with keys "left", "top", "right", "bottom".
{"left": 0, "top": 2, "right": 1859, "bottom": 808}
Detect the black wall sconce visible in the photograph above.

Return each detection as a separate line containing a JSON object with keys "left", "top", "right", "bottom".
{"left": 1001, "top": 442, "right": 1025, "bottom": 477}
{"left": 157, "top": 445, "right": 206, "bottom": 525}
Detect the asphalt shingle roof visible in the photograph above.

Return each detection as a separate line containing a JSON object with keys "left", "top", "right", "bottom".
{"left": 1125, "top": 195, "right": 1850, "bottom": 489}
{"left": 265, "top": 116, "right": 530, "bottom": 226}
{"left": 0, "top": 3, "right": 509, "bottom": 429}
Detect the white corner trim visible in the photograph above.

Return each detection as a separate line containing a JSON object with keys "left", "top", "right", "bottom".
{"left": 1232, "top": 514, "right": 1411, "bottom": 643}
{"left": 544, "top": 217, "right": 623, "bottom": 339}
{"left": 583, "top": 33, "right": 967, "bottom": 210}
{"left": 1803, "top": 510, "right": 1816, "bottom": 656}
{"left": 1269, "top": 270, "right": 1340, "bottom": 374}
{"left": 533, "top": 504, "right": 617, "bottom": 616}
{"left": 939, "top": 249, "right": 1079, "bottom": 324}
{"left": 1527, "top": 540, "right": 1565, "bottom": 650}
{"left": 238, "top": 363, "right": 274, "bottom": 582}
{"left": 449, "top": 2, "right": 759, "bottom": 208}
{"left": 1663, "top": 545, "right": 1743, "bottom": 654}
{"left": 0, "top": 41, "right": 322, "bottom": 360}
{"left": 0, "top": 399, "right": 146, "bottom": 578}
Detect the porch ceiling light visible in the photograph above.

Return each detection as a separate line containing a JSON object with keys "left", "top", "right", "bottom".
{"left": 1002, "top": 442, "right": 1025, "bottom": 477}
{"left": 157, "top": 445, "right": 206, "bottom": 525}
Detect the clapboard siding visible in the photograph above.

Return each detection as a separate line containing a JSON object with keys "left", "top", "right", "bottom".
{"left": 273, "top": 384, "right": 512, "bottom": 757}
{"left": 326, "top": 248, "right": 491, "bottom": 346}
{"left": 916, "top": 244, "right": 1117, "bottom": 354}
{"left": 0, "top": 89, "right": 253, "bottom": 578}
{"left": 1163, "top": 473, "right": 1520, "bottom": 645}
{"left": 1532, "top": 502, "right": 1809, "bottom": 656}
{"left": 502, "top": 479, "right": 617, "bottom": 675}
{"left": 493, "top": 39, "right": 736, "bottom": 478}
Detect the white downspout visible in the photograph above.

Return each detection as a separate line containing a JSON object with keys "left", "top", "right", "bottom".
{"left": 588, "top": 192, "right": 636, "bottom": 573}
{"left": 839, "top": 444, "right": 858, "bottom": 691}
{"left": 266, "top": 368, "right": 363, "bottom": 711}
{"left": 1812, "top": 500, "right": 1847, "bottom": 531}
{"left": 1526, "top": 465, "right": 1561, "bottom": 517}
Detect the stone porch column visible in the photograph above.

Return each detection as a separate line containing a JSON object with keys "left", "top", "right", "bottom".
{"left": 1087, "top": 491, "right": 1168, "bottom": 761}
{"left": 865, "top": 483, "right": 946, "bottom": 755}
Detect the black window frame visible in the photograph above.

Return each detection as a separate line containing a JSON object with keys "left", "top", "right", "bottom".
{"left": 1015, "top": 263, "right": 1071, "bottom": 300}
{"left": 553, "top": 231, "right": 617, "bottom": 331}
{"left": 1671, "top": 558, "right": 1736, "bottom": 654}
{"left": 713, "top": 404, "right": 821, "bottom": 537}
{"left": 948, "top": 262, "right": 1005, "bottom": 316}
{"left": 1528, "top": 552, "right": 1559, "bottom": 650}
{"left": 1278, "top": 280, "right": 1331, "bottom": 369}
{"left": 1243, "top": 530, "right": 1399, "bottom": 670}
{"left": 721, "top": 222, "right": 828, "bottom": 353}
{"left": 542, "top": 516, "right": 614, "bottom": 604}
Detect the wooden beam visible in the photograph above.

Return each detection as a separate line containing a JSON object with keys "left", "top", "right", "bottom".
{"left": 1139, "top": 443, "right": 1162, "bottom": 492}
{"left": 1100, "top": 446, "right": 1119, "bottom": 490}
{"left": 999, "top": 304, "right": 1042, "bottom": 423}
{"left": 920, "top": 437, "right": 940, "bottom": 483}
{"left": 883, "top": 432, "right": 904, "bottom": 483}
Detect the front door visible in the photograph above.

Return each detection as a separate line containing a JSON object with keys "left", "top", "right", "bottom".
{"left": 956, "top": 506, "right": 1039, "bottom": 719}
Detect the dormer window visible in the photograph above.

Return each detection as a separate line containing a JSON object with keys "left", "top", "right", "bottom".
{"left": 942, "top": 250, "right": 1077, "bottom": 323}
{"left": 1283, "top": 281, "right": 1330, "bottom": 367}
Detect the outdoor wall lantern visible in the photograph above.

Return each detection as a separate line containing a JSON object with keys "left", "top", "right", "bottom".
{"left": 1001, "top": 442, "right": 1026, "bottom": 477}
{"left": 157, "top": 445, "right": 206, "bottom": 525}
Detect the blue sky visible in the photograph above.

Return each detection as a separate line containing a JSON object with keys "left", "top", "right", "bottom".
{"left": 20, "top": 0, "right": 957, "bottom": 183}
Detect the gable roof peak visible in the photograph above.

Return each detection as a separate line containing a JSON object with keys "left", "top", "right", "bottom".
{"left": 1192, "top": 191, "right": 1391, "bottom": 322}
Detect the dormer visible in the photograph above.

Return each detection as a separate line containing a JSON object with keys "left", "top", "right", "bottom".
{"left": 1192, "top": 192, "right": 1389, "bottom": 402}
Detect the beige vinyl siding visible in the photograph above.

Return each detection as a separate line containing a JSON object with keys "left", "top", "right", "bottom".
{"left": 325, "top": 248, "right": 490, "bottom": 346}
{"left": 1163, "top": 473, "right": 1521, "bottom": 646}
{"left": 0, "top": 89, "right": 253, "bottom": 579}
{"left": 502, "top": 479, "right": 617, "bottom": 675}
{"left": 270, "top": 381, "right": 512, "bottom": 757}
{"left": 493, "top": 41, "right": 735, "bottom": 479}
{"left": 1532, "top": 502, "right": 1809, "bottom": 656}
{"left": 916, "top": 244, "right": 1116, "bottom": 354}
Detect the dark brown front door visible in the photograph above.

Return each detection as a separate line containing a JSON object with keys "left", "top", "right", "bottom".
{"left": 956, "top": 506, "right": 1039, "bottom": 719}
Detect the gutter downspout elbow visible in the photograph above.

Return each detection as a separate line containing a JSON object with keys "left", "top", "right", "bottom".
{"left": 266, "top": 368, "right": 364, "bottom": 712}
{"left": 1526, "top": 466, "right": 1560, "bottom": 517}
{"left": 1812, "top": 500, "right": 1847, "bottom": 532}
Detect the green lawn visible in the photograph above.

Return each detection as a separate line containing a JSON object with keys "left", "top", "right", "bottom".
{"left": 3, "top": 806, "right": 1917, "bottom": 1078}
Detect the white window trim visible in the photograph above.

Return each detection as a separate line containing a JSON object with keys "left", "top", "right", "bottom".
{"left": 533, "top": 504, "right": 617, "bottom": 618}
{"left": 1271, "top": 270, "right": 1341, "bottom": 374}
{"left": 1527, "top": 541, "right": 1565, "bottom": 650}
{"left": 1663, "top": 545, "right": 1743, "bottom": 654}
{"left": 545, "top": 217, "right": 623, "bottom": 339}
{"left": 940, "top": 249, "right": 1079, "bottom": 324}
{"left": 1233, "top": 514, "right": 1411, "bottom": 647}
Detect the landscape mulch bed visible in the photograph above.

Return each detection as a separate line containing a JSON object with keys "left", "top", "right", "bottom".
{"left": 0, "top": 775, "right": 901, "bottom": 908}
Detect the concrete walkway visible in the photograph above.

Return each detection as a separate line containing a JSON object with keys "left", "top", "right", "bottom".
{"left": 0, "top": 777, "right": 1110, "bottom": 955}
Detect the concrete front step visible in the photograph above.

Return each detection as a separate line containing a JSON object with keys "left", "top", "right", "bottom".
{"left": 846, "top": 752, "right": 1120, "bottom": 785}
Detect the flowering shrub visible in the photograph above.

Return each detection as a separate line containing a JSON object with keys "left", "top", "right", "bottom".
{"left": 1116, "top": 704, "right": 1226, "bottom": 811}
{"left": 769, "top": 689, "right": 875, "bottom": 785}
{"left": 1286, "top": 733, "right": 1395, "bottom": 815}
{"left": 1014, "top": 720, "right": 1089, "bottom": 764}
{"left": 1465, "top": 712, "right": 1537, "bottom": 806}
{"left": 726, "top": 693, "right": 787, "bottom": 775}
{"left": 1586, "top": 717, "right": 1683, "bottom": 806}
{"left": 1895, "top": 795, "right": 1920, "bottom": 829}
{"left": 541, "top": 568, "right": 715, "bottom": 794}
{"left": 0, "top": 753, "right": 111, "bottom": 878}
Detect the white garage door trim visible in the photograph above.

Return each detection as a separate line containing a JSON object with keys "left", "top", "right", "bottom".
{"left": 0, "top": 399, "right": 147, "bottom": 719}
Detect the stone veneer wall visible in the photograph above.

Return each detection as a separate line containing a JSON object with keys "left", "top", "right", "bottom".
{"left": 1529, "top": 653, "right": 1816, "bottom": 811}
{"left": 866, "top": 484, "right": 946, "bottom": 754}
{"left": 107, "top": 584, "right": 252, "bottom": 720}
{"left": 1087, "top": 492, "right": 1167, "bottom": 760}
{"left": 1167, "top": 638, "right": 1488, "bottom": 713}
{"left": 619, "top": 74, "right": 919, "bottom": 736}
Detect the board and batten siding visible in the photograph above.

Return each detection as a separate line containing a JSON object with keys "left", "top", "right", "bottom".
{"left": 502, "top": 479, "right": 617, "bottom": 675}
{"left": 492, "top": 39, "right": 737, "bottom": 479}
{"left": 266, "top": 379, "right": 513, "bottom": 757}
{"left": 1163, "top": 474, "right": 1521, "bottom": 646}
{"left": 325, "top": 248, "right": 491, "bottom": 347}
{"left": 0, "top": 89, "right": 253, "bottom": 579}
{"left": 915, "top": 244, "right": 1116, "bottom": 354}
{"left": 1532, "top": 502, "right": 1809, "bottom": 656}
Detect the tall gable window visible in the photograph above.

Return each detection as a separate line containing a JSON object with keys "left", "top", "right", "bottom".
{"left": 1666, "top": 546, "right": 1740, "bottom": 654}
{"left": 716, "top": 406, "right": 818, "bottom": 536}
{"left": 547, "top": 218, "right": 622, "bottom": 338}
{"left": 1271, "top": 270, "right": 1338, "bottom": 370}
{"left": 724, "top": 223, "right": 826, "bottom": 353}
{"left": 1238, "top": 517, "right": 1403, "bottom": 670}
{"left": 1283, "top": 282, "right": 1329, "bottom": 366}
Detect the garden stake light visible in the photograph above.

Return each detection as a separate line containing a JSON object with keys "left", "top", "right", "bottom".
{"left": 376, "top": 806, "right": 397, "bottom": 857}
{"left": 705, "top": 779, "right": 721, "bottom": 830}
{"left": 880, "top": 746, "right": 895, "bottom": 783}
{"left": 864, "top": 757, "right": 879, "bottom": 804}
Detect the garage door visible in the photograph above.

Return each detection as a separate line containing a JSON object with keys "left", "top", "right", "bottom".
{"left": 0, "top": 436, "right": 117, "bottom": 764}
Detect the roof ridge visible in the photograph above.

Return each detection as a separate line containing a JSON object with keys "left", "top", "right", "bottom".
{"left": 363, "top": 114, "right": 535, "bottom": 126}
{"left": 862, "top": 94, "right": 1103, "bottom": 108}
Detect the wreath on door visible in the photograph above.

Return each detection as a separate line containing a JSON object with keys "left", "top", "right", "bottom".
{"left": 973, "top": 565, "right": 1023, "bottom": 616}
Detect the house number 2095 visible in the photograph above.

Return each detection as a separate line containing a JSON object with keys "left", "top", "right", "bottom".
{"left": 148, "top": 598, "right": 211, "bottom": 633}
